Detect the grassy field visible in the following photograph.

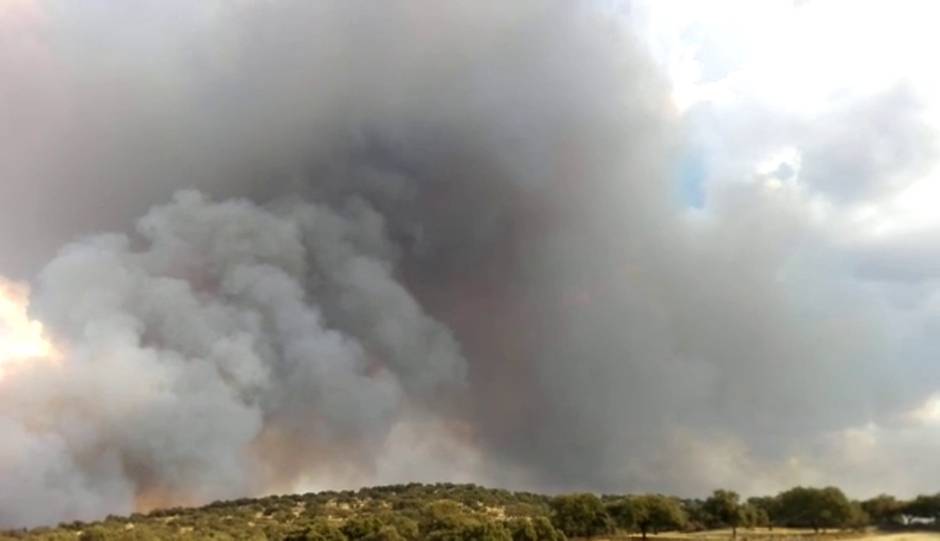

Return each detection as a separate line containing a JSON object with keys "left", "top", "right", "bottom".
{"left": 597, "top": 531, "right": 940, "bottom": 541}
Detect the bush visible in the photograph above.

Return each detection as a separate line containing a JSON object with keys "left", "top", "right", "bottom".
{"left": 425, "top": 519, "right": 511, "bottom": 541}
{"left": 549, "top": 494, "right": 612, "bottom": 538}
{"left": 78, "top": 527, "right": 110, "bottom": 541}
{"left": 342, "top": 514, "right": 418, "bottom": 541}
{"left": 506, "top": 517, "right": 566, "bottom": 541}
{"left": 285, "top": 519, "right": 348, "bottom": 541}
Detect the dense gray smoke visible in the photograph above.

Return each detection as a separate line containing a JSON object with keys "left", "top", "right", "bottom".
{"left": 1, "top": 0, "right": 938, "bottom": 529}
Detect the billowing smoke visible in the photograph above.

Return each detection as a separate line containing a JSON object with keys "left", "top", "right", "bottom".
{"left": 1, "top": 191, "right": 467, "bottom": 526}
{"left": 1, "top": 0, "right": 939, "bottom": 530}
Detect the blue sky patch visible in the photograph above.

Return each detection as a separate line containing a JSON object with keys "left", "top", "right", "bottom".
{"left": 677, "top": 145, "right": 706, "bottom": 209}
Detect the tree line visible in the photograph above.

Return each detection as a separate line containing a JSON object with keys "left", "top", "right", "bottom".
{"left": 1, "top": 483, "right": 938, "bottom": 540}
{"left": 553, "top": 487, "right": 940, "bottom": 539}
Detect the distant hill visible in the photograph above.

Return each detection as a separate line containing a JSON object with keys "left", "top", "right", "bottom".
{"left": 2, "top": 483, "right": 938, "bottom": 540}
{"left": 0, "top": 483, "right": 562, "bottom": 540}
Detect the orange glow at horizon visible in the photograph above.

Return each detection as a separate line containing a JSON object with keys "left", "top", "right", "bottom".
{"left": 0, "top": 277, "right": 59, "bottom": 379}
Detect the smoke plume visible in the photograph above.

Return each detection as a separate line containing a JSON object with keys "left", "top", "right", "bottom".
{"left": 0, "top": 0, "right": 937, "bottom": 529}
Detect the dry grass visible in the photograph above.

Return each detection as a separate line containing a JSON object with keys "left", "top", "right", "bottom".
{"left": 853, "top": 534, "right": 940, "bottom": 541}
{"left": 595, "top": 530, "right": 940, "bottom": 541}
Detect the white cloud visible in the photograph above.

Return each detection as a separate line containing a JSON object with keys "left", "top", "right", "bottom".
{"left": 631, "top": 0, "right": 940, "bottom": 495}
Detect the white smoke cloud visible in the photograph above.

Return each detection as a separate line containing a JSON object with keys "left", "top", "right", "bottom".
{"left": 0, "top": 192, "right": 465, "bottom": 527}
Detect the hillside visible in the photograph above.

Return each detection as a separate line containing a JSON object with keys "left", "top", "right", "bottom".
{"left": 0, "top": 483, "right": 558, "bottom": 541}
{"left": 1, "top": 484, "right": 938, "bottom": 541}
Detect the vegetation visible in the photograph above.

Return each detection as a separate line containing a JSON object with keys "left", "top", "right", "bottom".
{"left": 1, "top": 483, "right": 939, "bottom": 540}
{"left": 550, "top": 494, "right": 612, "bottom": 538}
{"left": 702, "top": 491, "right": 742, "bottom": 537}
{"left": 862, "top": 496, "right": 905, "bottom": 528}
{"left": 605, "top": 494, "right": 688, "bottom": 540}
{"left": 776, "top": 487, "right": 853, "bottom": 533}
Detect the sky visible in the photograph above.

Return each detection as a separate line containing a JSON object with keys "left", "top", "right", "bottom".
{"left": 628, "top": 0, "right": 940, "bottom": 492}
{"left": 1, "top": 0, "right": 940, "bottom": 529}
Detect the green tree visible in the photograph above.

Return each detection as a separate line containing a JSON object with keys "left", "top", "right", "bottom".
{"left": 905, "top": 493, "right": 940, "bottom": 523}
{"left": 862, "top": 494, "right": 904, "bottom": 527}
{"left": 737, "top": 503, "right": 769, "bottom": 530}
{"left": 746, "top": 496, "right": 780, "bottom": 531}
{"left": 419, "top": 500, "right": 471, "bottom": 535}
{"left": 845, "top": 501, "right": 871, "bottom": 531}
{"left": 417, "top": 500, "right": 510, "bottom": 541}
{"left": 506, "top": 517, "right": 565, "bottom": 541}
{"left": 678, "top": 499, "right": 709, "bottom": 531}
{"left": 532, "top": 516, "right": 566, "bottom": 541}
{"left": 777, "top": 486, "right": 852, "bottom": 532}
{"left": 342, "top": 515, "right": 411, "bottom": 541}
{"left": 605, "top": 498, "right": 637, "bottom": 531}
{"left": 629, "top": 495, "right": 687, "bottom": 540}
{"left": 549, "top": 494, "right": 613, "bottom": 538}
{"left": 425, "top": 518, "right": 511, "bottom": 541}
{"left": 506, "top": 518, "right": 538, "bottom": 541}
{"left": 342, "top": 516, "right": 371, "bottom": 539}
{"left": 284, "top": 519, "right": 348, "bottom": 541}
{"left": 703, "top": 490, "right": 742, "bottom": 536}
{"left": 78, "top": 527, "right": 111, "bottom": 541}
